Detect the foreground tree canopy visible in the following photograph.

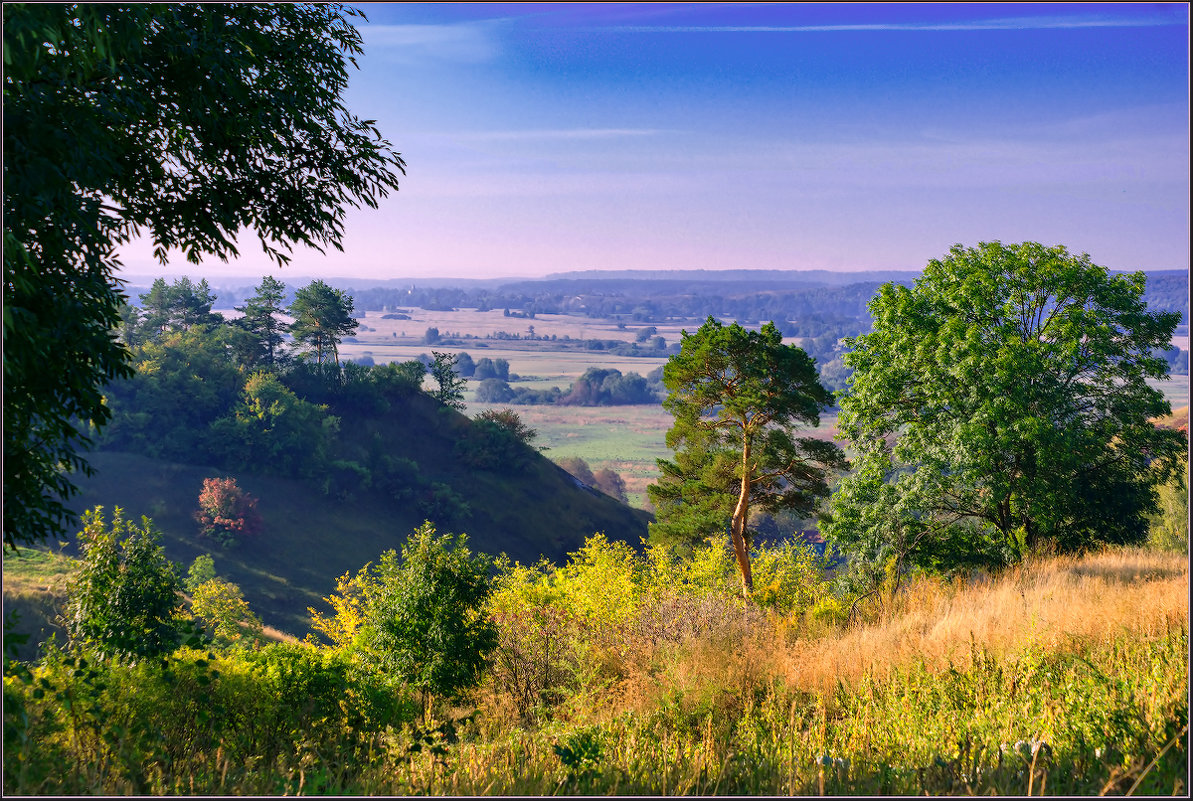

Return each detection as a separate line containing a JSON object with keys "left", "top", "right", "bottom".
{"left": 825, "top": 242, "right": 1186, "bottom": 570}
{"left": 3, "top": 3, "right": 404, "bottom": 547}
{"left": 649, "top": 318, "right": 847, "bottom": 595}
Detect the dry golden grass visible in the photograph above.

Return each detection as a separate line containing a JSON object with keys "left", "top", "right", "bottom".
{"left": 782, "top": 547, "right": 1189, "bottom": 695}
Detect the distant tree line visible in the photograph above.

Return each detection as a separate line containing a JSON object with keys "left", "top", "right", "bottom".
{"left": 475, "top": 367, "right": 662, "bottom": 407}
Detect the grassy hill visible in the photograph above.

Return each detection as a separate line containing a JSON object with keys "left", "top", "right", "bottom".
{"left": 53, "top": 389, "right": 650, "bottom": 638}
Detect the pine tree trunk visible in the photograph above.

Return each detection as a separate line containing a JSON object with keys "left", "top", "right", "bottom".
{"left": 730, "top": 439, "right": 754, "bottom": 597}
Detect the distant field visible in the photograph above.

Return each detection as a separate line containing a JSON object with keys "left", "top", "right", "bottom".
{"left": 216, "top": 306, "right": 1188, "bottom": 508}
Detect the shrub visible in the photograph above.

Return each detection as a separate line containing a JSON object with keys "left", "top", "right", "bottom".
{"left": 455, "top": 409, "right": 539, "bottom": 471}
{"left": 487, "top": 560, "right": 579, "bottom": 720}
{"left": 64, "top": 506, "right": 183, "bottom": 661}
{"left": 475, "top": 408, "right": 538, "bottom": 445}
{"left": 592, "top": 468, "right": 627, "bottom": 503}
{"left": 418, "top": 482, "right": 471, "bottom": 525}
{"left": 354, "top": 523, "right": 498, "bottom": 712}
{"left": 195, "top": 477, "right": 263, "bottom": 548}
{"left": 372, "top": 454, "right": 423, "bottom": 501}
{"left": 557, "top": 456, "right": 597, "bottom": 486}
{"left": 184, "top": 554, "right": 217, "bottom": 593}
{"left": 1148, "top": 461, "right": 1188, "bottom": 553}
{"left": 324, "top": 459, "right": 371, "bottom": 500}
{"left": 190, "top": 578, "right": 264, "bottom": 650}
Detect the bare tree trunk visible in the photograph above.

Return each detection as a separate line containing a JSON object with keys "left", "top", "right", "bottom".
{"left": 730, "top": 440, "right": 754, "bottom": 597}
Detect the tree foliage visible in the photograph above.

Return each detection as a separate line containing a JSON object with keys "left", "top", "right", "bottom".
{"left": 289, "top": 280, "right": 358, "bottom": 366}
{"left": 649, "top": 318, "right": 847, "bottom": 595}
{"left": 190, "top": 577, "right": 265, "bottom": 650}
{"left": 234, "top": 275, "right": 290, "bottom": 368}
{"left": 825, "top": 242, "right": 1187, "bottom": 571}
{"left": 194, "top": 477, "right": 264, "bottom": 548}
{"left": 430, "top": 351, "right": 467, "bottom": 410}
{"left": 134, "top": 276, "right": 222, "bottom": 343}
{"left": 64, "top": 506, "right": 183, "bottom": 660}
{"left": 3, "top": 3, "right": 403, "bottom": 548}
{"left": 316, "top": 523, "right": 498, "bottom": 711}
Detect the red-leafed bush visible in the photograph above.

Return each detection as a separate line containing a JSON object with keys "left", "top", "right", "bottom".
{"left": 195, "top": 477, "right": 263, "bottom": 547}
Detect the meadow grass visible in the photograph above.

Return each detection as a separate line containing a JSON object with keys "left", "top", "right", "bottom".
{"left": 7, "top": 545, "right": 1186, "bottom": 795}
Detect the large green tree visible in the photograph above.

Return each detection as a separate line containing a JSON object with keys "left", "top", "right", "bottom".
{"left": 3, "top": 4, "right": 404, "bottom": 548}
{"left": 825, "top": 242, "right": 1187, "bottom": 571}
{"left": 234, "top": 275, "right": 290, "bottom": 368}
{"left": 289, "top": 280, "right": 358, "bottom": 366}
{"left": 648, "top": 318, "right": 847, "bottom": 595}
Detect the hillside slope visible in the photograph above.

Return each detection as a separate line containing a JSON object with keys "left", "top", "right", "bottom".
{"left": 67, "top": 390, "right": 650, "bottom": 637}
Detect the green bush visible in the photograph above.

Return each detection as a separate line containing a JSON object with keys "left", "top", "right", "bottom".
{"left": 354, "top": 523, "right": 498, "bottom": 713}
{"left": 417, "top": 482, "right": 471, "bottom": 525}
{"left": 64, "top": 507, "right": 183, "bottom": 661}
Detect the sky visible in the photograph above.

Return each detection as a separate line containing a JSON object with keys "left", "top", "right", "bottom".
{"left": 118, "top": 2, "right": 1190, "bottom": 282}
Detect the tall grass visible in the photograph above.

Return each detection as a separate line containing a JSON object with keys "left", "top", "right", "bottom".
{"left": 5, "top": 545, "right": 1187, "bottom": 795}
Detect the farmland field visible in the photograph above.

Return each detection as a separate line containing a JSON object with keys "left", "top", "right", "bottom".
{"left": 218, "top": 307, "right": 1189, "bottom": 509}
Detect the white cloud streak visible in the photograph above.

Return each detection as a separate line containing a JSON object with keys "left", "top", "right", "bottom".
{"left": 602, "top": 15, "right": 1184, "bottom": 33}
{"left": 359, "top": 23, "right": 500, "bottom": 63}
{"left": 448, "top": 128, "right": 666, "bottom": 142}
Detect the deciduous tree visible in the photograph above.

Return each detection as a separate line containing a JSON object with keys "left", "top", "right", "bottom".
{"left": 825, "top": 242, "right": 1187, "bottom": 570}
{"left": 320, "top": 523, "right": 498, "bottom": 717}
{"left": 194, "top": 477, "right": 263, "bottom": 548}
{"left": 64, "top": 506, "right": 182, "bottom": 660}
{"left": 649, "top": 318, "right": 847, "bottom": 595}
{"left": 3, "top": 3, "right": 403, "bottom": 548}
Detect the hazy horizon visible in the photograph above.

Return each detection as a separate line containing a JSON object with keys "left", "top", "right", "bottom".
{"left": 117, "top": 2, "right": 1189, "bottom": 283}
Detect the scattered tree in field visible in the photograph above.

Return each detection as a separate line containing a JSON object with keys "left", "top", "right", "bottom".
{"left": 3, "top": 4, "right": 403, "bottom": 548}
{"left": 635, "top": 326, "right": 658, "bottom": 343}
{"left": 195, "top": 477, "right": 263, "bottom": 548}
{"left": 430, "top": 351, "right": 467, "bottom": 410}
{"left": 649, "top": 317, "right": 847, "bottom": 596}
{"left": 473, "top": 357, "right": 510, "bottom": 381}
{"left": 64, "top": 506, "right": 182, "bottom": 660}
{"left": 456, "top": 351, "right": 477, "bottom": 377}
{"left": 826, "top": 242, "right": 1187, "bottom": 571}
{"left": 234, "top": 276, "right": 290, "bottom": 368}
{"left": 289, "top": 280, "right": 358, "bottom": 366}
{"left": 558, "top": 367, "right": 655, "bottom": 406}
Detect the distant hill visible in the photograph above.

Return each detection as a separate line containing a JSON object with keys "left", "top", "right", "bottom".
{"left": 69, "top": 390, "right": 650, "bottom": 638}
{"left": 536, "top": 268, "right": 921, "bottom": 287}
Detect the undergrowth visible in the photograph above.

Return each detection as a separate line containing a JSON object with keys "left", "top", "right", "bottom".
{"left": 4, "top": 542, "right": 1187, "bottom": 795}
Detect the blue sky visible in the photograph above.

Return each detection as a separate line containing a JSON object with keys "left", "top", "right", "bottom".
{"left": 120, "top": 2, "right": 1189, "bottom": 280}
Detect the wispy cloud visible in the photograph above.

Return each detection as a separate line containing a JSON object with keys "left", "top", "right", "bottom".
{"left": 449, "top": 128, "right": 666, "bottom": 142}
{"left": 601, "top": 15, "right": 1185, "bottom": 33}
{"left": 359, "top": 23, "right": 501, "bottom": 64}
